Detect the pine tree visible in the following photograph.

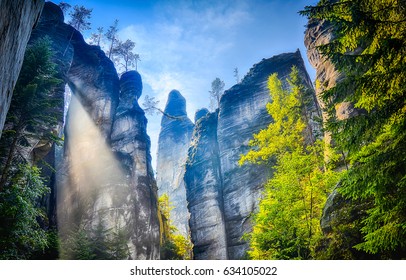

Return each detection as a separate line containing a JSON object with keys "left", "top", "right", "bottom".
{"left": 301, "top": 0, "right": 406, "bottom": 257}
{"left": 0, "top": 164, "right": 50, "bottom": 259}
{"left": 112, "top": 39, "right": 140, "bottom": 73}
{"left": 58, "top": 2, "right": 71, "bottom": 16}
{"left": 68, "top": 5, "right": 92, "bottom": 32}
{"left": 105, "top": 19, "right": 119, "bottom": 60}
{"left": 0, "top": 37, "right": 62, "bottom": 191}
{"left": 240, "top": 67, "right": 339, "bottom": 259}
{"left": 209, "top": 77, "right": 225, "bottom": 111}
{"left": 89, "top": 27, "right": 104, "bottom": 46}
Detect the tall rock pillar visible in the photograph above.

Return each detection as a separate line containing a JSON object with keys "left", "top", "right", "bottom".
{"left": 156, "top": 90, "right": 194, "bottom": 237}
{"left": 111, "top": 71, "right": 160, "bottom": 259}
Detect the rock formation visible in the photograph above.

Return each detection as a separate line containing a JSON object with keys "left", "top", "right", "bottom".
{"left": 184, "top": 50, "right": 320, "bottom": 259}
{"left": 111, "top": 71, "right": 160, "bottom": 259}
{"left": 27, "top": 2, "right": 159, "bottom": 259}
{"left": 0, "top": 0, "right": 44, "bottom": 139}
{"left": 184, "top": 111, "right": 228, "bottom": 259}
{"left": 156, "top": 90, "right": 194, "bottom": 237}
{"left": 194, "top": 108, "right": 210, "bottom": 123}
{"left": 304, "top": 13, "right": 370, "bottom": 260}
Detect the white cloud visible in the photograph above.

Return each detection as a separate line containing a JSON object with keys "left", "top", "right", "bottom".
{"left": 110, "top": 0, "right": 313, "bottom": 169}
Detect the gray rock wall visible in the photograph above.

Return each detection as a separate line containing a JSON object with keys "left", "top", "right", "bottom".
{"left": 184, "top": 111, "right": 228, "bottom": 259}
{"left": 0, "top": 0, "right": 44, "bottom": 139}
{"left": 156, "top": 90, "right": 194, "bottom": 237}
{"left": 184, "top": 50, "right": 320, "bottom": 259}
{"left": 111, "top": 71, "right": 160, "bottom": 259}
{"left": 29, "top": 2, "right": 159, "bottom": 259}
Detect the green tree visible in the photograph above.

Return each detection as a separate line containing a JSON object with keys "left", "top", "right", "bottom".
{"left": 0, "top": 37, "right": 62, "bottom": 191}
{"left": 301, "top": 0, "right": 406, "bottom": 257}
{"left": 209, "top": 77, "right": 225, "bottom": 111}
{"left": 105, "top": 19, "right": 119, "bottom": 60}
{"left": 58, "top": 2, "right": 71, "bottom": 16}
{"left": 0, "top": 164, "right": 50, "bottom": 259}
{"left": 158, "top": 194, "right": 193, "bottom": 260}
{"left": 240, "top": 68, "right": 339, "bottom": 259}
{"left": 0, "top": 38, "right": 62, "bottom": 259}
{"left": 68, "top": 5, "right": 92, "bottom": 32}
{"left": 60, "top": 222, "right": 130, "bottom": 260}
{"left": 112, "top": 39, "right": 141, "bottom": 72}
{"left": 89, "top": 27, "right": 104, "bottom": 47}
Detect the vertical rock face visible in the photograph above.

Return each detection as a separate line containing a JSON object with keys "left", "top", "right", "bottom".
{"left": 184, "top": 111, "right": 228, "bottom": 259}
{"left": 0, "top": 0, "right": 44, "bottom": 139}
{"left": 156, "top": 90, "right": 194, "bottom": 237}
{"left": 28, "top": 3, "right": 159, "bottom": 259}
{"left": 194, "top": 108, "right": 210, "bottom": 123}
{"left": 304, "top": 13, "right": 369, "bottom": 260}
{"left": 111, "top": 71, "right": 160, "bottom": 259}
{"left": 184, "top": 50, "right": 320, "bottom": 259}
{"left": 219, "top": 50, "right": 318, "bottom": 259}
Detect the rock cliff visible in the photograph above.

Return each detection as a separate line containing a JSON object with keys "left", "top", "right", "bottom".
{"left": 304, "top": 12, "right": 370, "bottom": 260}
{"left": 28, "top": 2, "right": 159, "bottom": 259}
{"left": 184, "top": 111, "right": 228, "bottom": 259}
{"left": 184, "top": 50, "right": 320, "bottom": 259}
{"left": 0, "top": 0, "right": 44, "bottom": 139}
{"left": 111, "top": 71, "right": 160, "bottom": 259}
{"left": 304, "top": 19, "right": 339, "bottom": 149}
{"left": 156, "top": 90, "right": 194, "bottom": 237}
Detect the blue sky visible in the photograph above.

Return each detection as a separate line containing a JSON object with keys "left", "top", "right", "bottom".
{"left": 58, "top": 0, "right": 318, "bottom": 169}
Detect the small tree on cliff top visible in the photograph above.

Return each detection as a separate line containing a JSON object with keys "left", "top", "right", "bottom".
{"left": 68, "top": 5, "right": 92, "bottom": 32}
{"left": 209, "top": 77, "right": 225, "bottom": 111}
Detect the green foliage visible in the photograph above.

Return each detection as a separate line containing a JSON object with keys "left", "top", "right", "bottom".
{"left": 0, "top": 164, "right": 50, "bottom": 259}
{"left": 105, "top": 19, "right": 120, "bottom": 60}
{"left": 209, "top": 77, "right": 225, "bottom": 110}
{"left": 301, "top": 0, "right": 406, "bottom": 257}
{"left": 0, "top": 37, "right": 63, "bottom": 259}
{"left": 60, "top": 222, "right": 130, "bottom": 260}
{"left": 112, "top": 39, "right": 141, "bottom": 72}
{"left": 158, "top": 194, "right": 193, "bottom": 260}
{"left": 68, "top": 5, "right": 92, "bottom": 32}
{"left": 0, "top": 37, "right": 62, "bottom": 190}
{"left": 240, "top": 68, "right": 339, "bottom": 259}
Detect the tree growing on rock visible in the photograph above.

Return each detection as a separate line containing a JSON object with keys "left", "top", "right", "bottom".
{"left": 209, "top": 77, "right": 225, "bottom": 111}
{"left": 0, "top": 37, "right": 62, "bottom": 259}
{"left": 58, "top": 2, "right": 71, "bottom": 16}
{"left": 68, "top": 5, "right": 92, "bottom": 32}
{"left": 89, "top": 27, "right": 104, "bottom": 47}
{"left": 105, "top": 19, "right": 119, "bottom": 60}
{"left": 112, "top": 39, "right": 141, "bottom": 73}
{"left": 0, "top": 37, "right": 62, "bottom": 191}
{"left": 301, "top": 0, "right": 406, "bottom": 258}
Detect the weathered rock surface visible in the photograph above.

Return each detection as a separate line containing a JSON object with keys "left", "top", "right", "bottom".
{"left": 185, "top": 111, "right": 228, "bottom": 259}
{"left": 219, "top": 50, "right": 319, "bottom": 259}
{"left": 28, "top": 2, "right": 159, "bottom": 259}
{"left": 110, "top": 71, "right": 160, "bottom": 259}
{"left": 194, "top": 108, "right": 210, "bottom": 123}
{"left": 316, "top": 185, "right": 375, "bottom": 259}
{"left": 156, "top": 90, "right": 194, "bottom": 237}
{"left": 304, "top": 19, "right": 339, "bottom": 148}
{"left": 0, "top": 0, "right": 44, "bottom": 139}
{"left": 304, "top": 15, "right": 372, "bottom": 259}
{"left": 184, "top": 50, "right": 320, "bottom": 259}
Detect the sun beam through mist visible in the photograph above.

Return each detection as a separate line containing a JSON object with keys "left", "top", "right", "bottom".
{"left": 58, "top": 94, "right": 132, "bottom": 259}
